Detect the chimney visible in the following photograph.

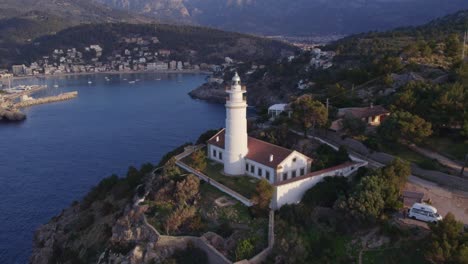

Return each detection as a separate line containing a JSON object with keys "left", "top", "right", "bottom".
{"left": 216, "top": 136, "right": 219, "bottom": 142}
{"left": 270, "top": 154, "right": 274, "bottom": 162}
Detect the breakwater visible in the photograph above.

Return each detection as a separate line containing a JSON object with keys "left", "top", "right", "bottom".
{"left": 15, "top": 91, "right": 78, "bottom": 108}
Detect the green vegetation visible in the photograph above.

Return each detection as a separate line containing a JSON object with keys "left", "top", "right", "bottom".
{"left": 310, "top": 145, "right": 351, "bottom": 171}
{"left": 182, "top": 153, "right": 258, "bottom": 199}
{"left": 251, "top": 179, "right": 273, "bottom": 216}
{"left": 301, "top": 177, "right": 350, "bottom": 208}
{"left": 424, "top": 135, "right": 468, "bottom": 160}
{"left": 425, "top": 213, "right": 468, "bottom": 263}
{"left": 11, "top": 23, "right": 295, "bottom": 66}
{"left": 162, "top": 243, "right": 208, "bottom": 264}
{"left": 362, "top": 242, "right": 429, "bottom": 264}
{"left": 190, "top": 149, "right": 207, "bottom": 172}
{"left": 145, "top": 162, "right": 267, "bottom": 261}
{"left": 337, "top": 159, "right": 411, "bottom": 222}
{"left": 378, "top": 111, "right": 432, "bottom": 144}
{"left": 290, "top": 94, "right": 328, "bottom": 137}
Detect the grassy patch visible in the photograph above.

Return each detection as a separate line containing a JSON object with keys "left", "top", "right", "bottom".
{"left": 424, "top": 136, "right": 468, "bottom": 161}
{"left": 379, "top": 143, "right": 445, "bottom": 171}
{"left": 362, "top": 241, "right": 429, "bottom": 264}
{"left": 182, "top": 154, "right": 258, "bottom": 199}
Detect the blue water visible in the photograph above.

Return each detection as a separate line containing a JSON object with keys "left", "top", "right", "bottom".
{"left": 0, "top": 73, "right": 227, "bottom": 263}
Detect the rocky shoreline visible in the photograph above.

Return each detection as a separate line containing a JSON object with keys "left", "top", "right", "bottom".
{"left": 0, "top": 107, "right": 26, "bottom": 122}
{"left": 189, "top": 76, "right": 301, "bottom": 108}
{"left": 188, "top": 83, "right": 227, "bottom": 104}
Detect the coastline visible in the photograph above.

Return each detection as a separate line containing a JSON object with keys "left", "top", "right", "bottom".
{"left": 11, "top": 69, "right": 213, "bottom": 81}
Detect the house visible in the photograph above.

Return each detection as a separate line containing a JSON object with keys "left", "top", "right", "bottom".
{"left": 206, "top": 73, "right": 367, "bottom": 209}
{"left": 207, "top": 129, "right": 312, "bottom": 185}
{"left": 268, "top": 104, "right": 290, "bottom": 119}
{"left": 330, "top": 105, "right": 390, "bottom": 131}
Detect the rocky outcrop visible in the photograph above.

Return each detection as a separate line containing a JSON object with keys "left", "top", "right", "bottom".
{"left": 189, "top": 82, "right": 227, "bottom": 104}
{"left": 190, "top": 76, "right": 301, "bottom": 108}
{"left": 0, "top": 107, "right": 26, "bottom": 122}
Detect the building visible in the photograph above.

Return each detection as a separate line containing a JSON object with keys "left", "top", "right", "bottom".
{"left": 268, "top": 104, "right": 290, "bottom": 119}
{"left": 207, "top": 73, "right": 313, "bottom": 181}
{"left": 206, "top": 73, "right": 367, "bottom": 209}
{"left": 330, "top": 105, "right": 390, "bottom": 131}
{"left": 12, "top": 65, "right": 25, "bottom": 76}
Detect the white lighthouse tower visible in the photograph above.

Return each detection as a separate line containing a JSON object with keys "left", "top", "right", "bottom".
{"left": 224, "top": 72, "right": 249, "bottom": 175}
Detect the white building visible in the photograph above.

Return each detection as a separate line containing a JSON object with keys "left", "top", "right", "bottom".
{"left": 206, "top": 73, "right": 367, "bottom": 209}
{"left": 268, "top": 104, "right": 290, "bottom": 119}
{"left": 207, "top": 73, "right": 312, "bottom": 179}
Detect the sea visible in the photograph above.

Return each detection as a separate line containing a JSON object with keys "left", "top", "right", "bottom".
{"left": 0, "top": 73, "right": 231, "bottom": 263}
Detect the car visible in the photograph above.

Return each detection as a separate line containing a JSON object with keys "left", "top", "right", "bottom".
{"left": 408, "top": 203, "right": 443, "bottom": 223}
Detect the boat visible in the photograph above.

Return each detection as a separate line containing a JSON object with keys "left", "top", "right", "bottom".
{"left": 155, "top": 78, "right": 161, "bottom": 81}
{"left": 129, "top": 81, "right": 136, "bottom": 84}
{"left": 53, "top": 84, "right": 59, "bottom": 88}
{"left": 88, "top": 81, "right": 92, "bottom": 84}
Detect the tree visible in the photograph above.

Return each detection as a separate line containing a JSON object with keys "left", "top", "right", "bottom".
{"left": 164, "top": 206, "right": 196, "bottom": 235}
{"left": 445, "top": 34, "right": 461, "bottom": 58}
{"left": 191, "top": 149, "right": 207, "bottom": 172}
{"left": 337, "top": 175, "right": 386, "bottom": 221}
{"left": 290, "top": 94, "right": 328, "bottom": 137}
{"left": 175, "top": 174, "right": 200, "bottom": 205}
{"left": 163, "top": 157, "right": 181, "bottom": 178}
{"left": 341, "top": 115, "right": 367, "bottom": 136}
{"left": 378, "top": 111, "right": 432, "bottom": 144}
{"left": 302, "top": 177, "right": 349, "bottom": 208}
{"left": 425, "top": 213, "right": 467, "bottom": 263}
{"left": 251, "top": 179, "right": 273, "bottom": 216}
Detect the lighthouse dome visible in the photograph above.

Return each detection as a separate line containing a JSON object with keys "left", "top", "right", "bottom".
{"left": 232, "top": 72, "right": 241, "bottom": 83}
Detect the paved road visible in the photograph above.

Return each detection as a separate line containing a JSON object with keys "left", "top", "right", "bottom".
{"left": 291, "top": 130, "right": 468, "bottom": 224}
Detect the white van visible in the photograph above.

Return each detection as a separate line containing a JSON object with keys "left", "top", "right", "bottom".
{"left": 408, "top": 203, "right": 443, "bottom": 223}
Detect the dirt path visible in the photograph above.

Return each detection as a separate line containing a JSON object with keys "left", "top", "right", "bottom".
{"left": 409, "top": 144, "right": 467, "bottom": 177}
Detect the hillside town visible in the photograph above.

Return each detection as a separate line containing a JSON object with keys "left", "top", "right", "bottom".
{"left": 3, "top": 35, "right": 233, "bottom": 78}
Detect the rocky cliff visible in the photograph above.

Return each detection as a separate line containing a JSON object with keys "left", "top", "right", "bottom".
{"left": 0, "top": 107, "right": 26, "bottom": 122}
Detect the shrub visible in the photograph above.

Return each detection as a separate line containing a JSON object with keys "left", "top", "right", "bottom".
{"left": 301, "top": 177, "right": 349, "bottom": 208}
{"left": 251, "top": 179, "right": 273, "bottom": 216}
{"left": 235, "top": 238, "right": 256, "bottom": 261}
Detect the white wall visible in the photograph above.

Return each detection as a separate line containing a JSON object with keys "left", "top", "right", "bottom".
{"left": 271, "top": 162, "right": 367, "bottom": 209}
{"left": 207, "top": 145, "right": 224, "bottom": 163}
{"left": 276, "top": 151, "right": 311, "bottom": 183}
{"left": 245, "top": 159, "right": 276, "bottom": 184}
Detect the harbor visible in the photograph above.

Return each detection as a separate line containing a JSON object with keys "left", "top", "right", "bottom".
{"left": 15, "top": 91, "right": 78, "bottom": 108}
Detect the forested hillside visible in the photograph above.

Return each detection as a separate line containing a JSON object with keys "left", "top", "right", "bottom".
{"left": 12, "top": 23, "right": 295, "bottom": 66}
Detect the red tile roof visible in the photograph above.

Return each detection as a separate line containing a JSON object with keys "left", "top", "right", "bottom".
{"left": 207, "top": 129, "right": 296, "bottom": 168}
{"left": 274, "top": 161, "right": 360, "bottom": 186}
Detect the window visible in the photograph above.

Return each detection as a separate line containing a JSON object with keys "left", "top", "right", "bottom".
{"left": 300, "top": 168, "right": 305, "bottom": 176}
{"left": 258, "top": 168, "right": 262, "bottom": 177}
{"left": 293, "top": 157, "right": 297, "bottom": 162}
{"left": 213, "top": 149, "right": 217, "bottom": 158}
{"left": 266, "top": 171, "right": 270, "bottom": 180}
{"left": 250, "top": 165, "right": 255, "bottom": 173}
{"left": 219, "top": 152, "right": 223, "bottom": 160}
{"left": 246, "top": 163, "right": 249, "bottom": 171}
{"left": 282, "top": 172, "right": 288, "bottom": 181}
{"left": 292, "top": 170, "right": 297, "bottom": 178}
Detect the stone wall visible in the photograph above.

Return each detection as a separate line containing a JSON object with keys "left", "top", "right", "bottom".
{"left": 157, "top": 236, "right": 232, "bottom": 264}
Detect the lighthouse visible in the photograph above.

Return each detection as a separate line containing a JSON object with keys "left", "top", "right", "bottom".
{"left": 224, "top": 72, "right": 249, "bottom": 175}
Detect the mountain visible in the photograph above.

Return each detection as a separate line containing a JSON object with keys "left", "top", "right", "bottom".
{"left": 0, "top": 0, "right": 150, "bottom": 23}
{"left": 93, "top": 0, "right": 468, "bottom": 36}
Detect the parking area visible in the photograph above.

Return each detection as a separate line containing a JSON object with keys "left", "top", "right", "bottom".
{"left": 405, "top": 176, "right": 468, "bottom": 225}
